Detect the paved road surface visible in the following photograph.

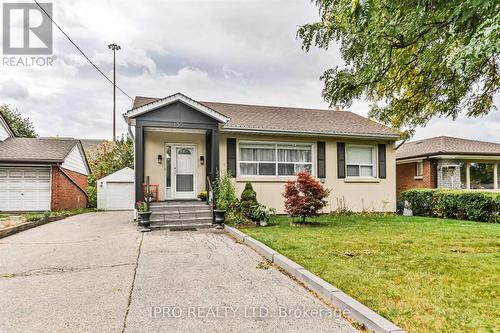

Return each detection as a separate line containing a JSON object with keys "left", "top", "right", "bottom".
{"left": 0, "top": 212, "right": 356, "bottom": 333}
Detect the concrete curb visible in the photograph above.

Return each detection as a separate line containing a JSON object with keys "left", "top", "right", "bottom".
{"left": 0, "top": 216, "right": 68, "bottom": 239}
{"left": 225, "top": 226, "right": 406, "bottom": 333}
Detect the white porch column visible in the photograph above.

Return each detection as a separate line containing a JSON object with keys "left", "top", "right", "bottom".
{"left": 466, "top": 163, "right": 471, "bottom": 190}
{"left": 494, "top": 163, "right": 498, "bottom": 190}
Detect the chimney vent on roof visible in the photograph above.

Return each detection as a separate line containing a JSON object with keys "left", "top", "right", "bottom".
{"left": 335, "top": 105, "right": 342, "bottom": 111}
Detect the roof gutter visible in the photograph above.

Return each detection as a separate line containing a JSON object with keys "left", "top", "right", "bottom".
{"left": 0, "top": 159, "right": 63, "bottom": 164}
{"left": 220, "top": 128, "right": 400, "bottom": 140}
{"left": 397, "top": 153, "right": 500, "bottom": 163}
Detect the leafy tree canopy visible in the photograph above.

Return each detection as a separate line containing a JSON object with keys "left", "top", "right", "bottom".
{"left": 0, "top": 104, "right": 37, "bottom": 138}
{"left": 298, "top": 0, "right": 499, "bottom": 139}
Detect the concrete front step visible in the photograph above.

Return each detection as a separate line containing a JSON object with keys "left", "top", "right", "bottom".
{"left": 151, "top": 212, "right": 213, "bottom": 221}
{"left": 150, "top": 216, "right": 213, "bottom": 224}
{"left": 150, "top": 201, "right": 208, "bottom": 208}
{"left": 150, "top": 205, "right": 211, "bottom": 212}
{"left": 151, "top": 209, "right": 212, "bottom": 215}
{"left": 149, "top": 222, "right": 214, "bottom": 230}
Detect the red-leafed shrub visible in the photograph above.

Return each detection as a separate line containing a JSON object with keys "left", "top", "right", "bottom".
{"left": 283, "top": 171, "right": 330, "bottom": 222}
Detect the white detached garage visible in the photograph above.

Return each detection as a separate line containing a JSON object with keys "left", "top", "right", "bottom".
{"left": 97, "top": 167, "right": 135, "bottom": 210}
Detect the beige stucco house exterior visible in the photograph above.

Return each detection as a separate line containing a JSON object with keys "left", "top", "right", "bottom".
{"left": 124, "top": 93, "right": 400, "bottom": 213}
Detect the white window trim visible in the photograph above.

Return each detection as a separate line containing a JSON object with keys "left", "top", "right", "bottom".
{"left": 414, "top": 161, "right": 424, "bottom": 179}
{"left": 237, "top": 140, "right": 316, "bottom": 178}
{"left": 345, "top": 144, "right": 377, "bottom": 179}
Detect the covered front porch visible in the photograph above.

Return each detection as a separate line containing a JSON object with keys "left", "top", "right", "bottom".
{"left": 139, "top": 128, "right": 218, "bottom": 201}
{"left": 124, "top": 94, "right": 229, "bottom": 203}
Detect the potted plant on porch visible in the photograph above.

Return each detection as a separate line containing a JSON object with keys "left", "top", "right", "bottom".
{"left": 213, "top": 171, "right": 236, "bottom": 228}
{"left": 136, "top": 201, "right": 152, "bottom": 228}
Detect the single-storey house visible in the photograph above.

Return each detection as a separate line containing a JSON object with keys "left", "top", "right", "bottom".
{"left": 124, "top": 93, "right": 400, "bottom": 213}
{"left": 396, "top": 136, "right": 500, "bottom": 197}
{"left": 0, "top": 113, "right": 90, "bottom": 211}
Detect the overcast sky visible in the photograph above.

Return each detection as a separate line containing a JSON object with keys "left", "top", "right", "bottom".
{"left": 1, "top": 0, "right": 498, "bottom": 142}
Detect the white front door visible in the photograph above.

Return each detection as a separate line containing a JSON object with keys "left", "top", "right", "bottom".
{"left": 166, "top": 145, "right": 197, "bottom": 199}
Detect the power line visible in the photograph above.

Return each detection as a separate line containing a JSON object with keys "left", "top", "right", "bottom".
{"left": 33, "top": 0, "right": 134, "bottom": 101}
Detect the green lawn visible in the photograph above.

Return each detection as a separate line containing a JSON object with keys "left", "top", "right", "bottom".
{"left": 241, "top": 215, "right": 500, "bottom": 332}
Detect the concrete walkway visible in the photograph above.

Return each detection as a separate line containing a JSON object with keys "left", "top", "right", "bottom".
{"left": 0, "top": 212, "right": 356, "bottom": 333}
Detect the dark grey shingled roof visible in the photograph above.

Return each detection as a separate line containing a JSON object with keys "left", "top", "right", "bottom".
{"left": 396, "top": 136, "right": 500, "bottom": 160}
{"left": 131, "top": 96, "right": 400, "bottom": 138}
{"left": 0, "top": 137, "right": 79, "bottom": 163}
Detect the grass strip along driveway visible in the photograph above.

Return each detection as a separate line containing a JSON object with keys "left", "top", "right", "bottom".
{"left": 241, "top": 215, "right": 500, "bottom": 332}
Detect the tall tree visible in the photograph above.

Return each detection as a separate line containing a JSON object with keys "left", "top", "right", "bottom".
{"left": 298, "top": 0, "right": 499, "bottom": 138}
{"left": 0, "top": 105, "right": 37, "bottom": 138}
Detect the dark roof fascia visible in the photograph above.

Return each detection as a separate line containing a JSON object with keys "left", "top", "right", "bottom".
{"left": 0, "top": 159, "right": 62, "bottom": 164}
{"left": 397, "top": 151, "right": 500, "bottom": 161}
{"left": 221, "top": 127, "right": 400, "bottom": 140}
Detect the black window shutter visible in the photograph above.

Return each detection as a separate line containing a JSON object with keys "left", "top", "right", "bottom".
{"left": 337, "top": 142, "right": 345, "bottom": 179}
{"left": 378, "top": 144, "right": 387, "bottom": 179}
{"left": 227, "top": 138, "right": 237, "bottom": 177}
{"left": 317, "top": 142, "right": 326, "bottom": 178}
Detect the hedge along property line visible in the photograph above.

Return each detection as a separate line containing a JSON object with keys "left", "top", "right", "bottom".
{"left": 225, "top": 226, "right": 405, "bottom": 333}
{"left": 402, "top": 189, "right": 500, "bottom": 222}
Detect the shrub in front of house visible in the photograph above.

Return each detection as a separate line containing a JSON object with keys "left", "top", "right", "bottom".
{"left": 283, "top": 171, "right": 330, "bottom": 223}
{"left": 402, "top": 189, "right": 499, "bottom": 223}
{"left": 240, "top": 182, "right": 258, "bottom": 219}
{"left": 400, "top": 189, "right": 437, "bottom": 216}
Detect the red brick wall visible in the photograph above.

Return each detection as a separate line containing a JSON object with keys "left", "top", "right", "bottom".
{"left": 51, "top": 166, "right": 88, "bottom": 211}
{"left": 396, "top": 160, "right": 437, "bottom": 197}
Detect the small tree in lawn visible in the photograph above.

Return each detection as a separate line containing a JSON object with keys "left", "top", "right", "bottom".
{"left": 283, "top": 171, "right": 330, "bottom": 223}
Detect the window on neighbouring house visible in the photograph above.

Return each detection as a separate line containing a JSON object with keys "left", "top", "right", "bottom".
{"left": 416, "top": 161, "right": 423, "bottom": 177}
{"left": 239, "top": 142, "right": 313, "bottom": 176}
{"left": 498, "top": 164, "right": 500, "bottom": 189}
{"left": 470, "top": 163, "right": 494, "bottom": 189}
{"left": 460, "top": 162, "right": 467, "bottom": 189}
{"left": 346, "top": 145, "right": 375, "bottom": 177}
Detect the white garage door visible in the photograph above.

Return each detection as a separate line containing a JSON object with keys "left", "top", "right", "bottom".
{"left": 0, "top": 167, "right": 51, "bottom": 211}
{"left": 106, "top": 182, "right": 134, "bottom": 210}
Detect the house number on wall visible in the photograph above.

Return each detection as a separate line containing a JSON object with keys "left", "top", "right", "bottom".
{"left": 172, "top": 122, "right": 183, "bottom": 128}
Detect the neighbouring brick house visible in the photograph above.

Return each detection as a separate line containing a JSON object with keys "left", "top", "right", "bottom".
{"left": 0, "top": 113, "right": 90, "bottom": 211}
{"left": 396, "top": 136, "right": 500, "bottom": 197}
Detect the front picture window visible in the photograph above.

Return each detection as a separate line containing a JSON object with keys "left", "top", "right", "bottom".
{"left": 277, "top": 144, "right": 312, "bottom": 176}
{"left": 346, "top": 145, "right": 374, "bottom": 177}
{"left": 239, "top": 142, "right": 313, "bottom": 176}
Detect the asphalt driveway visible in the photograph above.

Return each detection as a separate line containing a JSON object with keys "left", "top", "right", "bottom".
{"left": 0, "top": 212, "right": 356, "bottom": 333}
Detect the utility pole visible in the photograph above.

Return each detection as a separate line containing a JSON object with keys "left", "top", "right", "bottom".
{"left": 108, "top": 43, "right": 121, "bottom": 141}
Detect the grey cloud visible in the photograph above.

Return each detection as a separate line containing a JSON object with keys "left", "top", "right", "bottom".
{"left": 0, "top": 79, "right": 30, "bottom": 100}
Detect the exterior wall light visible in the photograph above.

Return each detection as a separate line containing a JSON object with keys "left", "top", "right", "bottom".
{"left": 200, "top": 156, "right": 205, "bottom": 165}
{"left": 158, "top": 154, "right": 163, "bottom": 164}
